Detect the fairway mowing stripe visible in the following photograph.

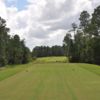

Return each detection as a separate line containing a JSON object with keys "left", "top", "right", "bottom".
{"left": 65, "top": 81, "right": 78, "bottom": 100}
{"left": 66, "top": 64, "right": 100, "bottom": 100}
{"left": 1, "top": 63, "right": 100, "bottom": 100}
{"left": 0, "top": 67, "right": 49, "bottom": 100}
{"left": 36, "top": 67, "right": 72, "bottom": 100}
{"left": 59, "top": 71, "right": 78, "bottom": 100}
{"left": 55, "top": 68, "right": 74, "bottom": 100}
{"left": 31, "top": 70, "right": 51, "bottom": 100}
{"left": 32, "top": 77, "right": 46, "bottom": 98}
{"left": 35, "top": 70, "right": 55, "bottom": 100}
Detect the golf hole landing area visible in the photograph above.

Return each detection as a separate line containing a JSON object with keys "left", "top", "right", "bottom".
{"left": 0, "top": 63, "right": 100, "bottom": 100}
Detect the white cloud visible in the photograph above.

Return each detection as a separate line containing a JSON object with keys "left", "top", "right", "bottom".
{"left": 0, "top": 0, "right": 100, "bottom": 50}
{"left": 0, "top": 0, "right": 7, "bottom": 19}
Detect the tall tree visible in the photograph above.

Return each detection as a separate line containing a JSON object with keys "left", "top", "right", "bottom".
{"left": 63, "top": 33, "right": 73, "bottom": 57}
{"left": 63, "top": 6, "right": 100, "bottom": 65}
{"left": 72, "top": 23, "right": 77, "bottom": 37}
{"left": 79, "top": 11, "right": 90, "bottom": 33}
{"left": 0, "top": 17, "right": 10, "bottom": 66}
{"left": 92, "top": 6, "right": 100, "bottom": 36}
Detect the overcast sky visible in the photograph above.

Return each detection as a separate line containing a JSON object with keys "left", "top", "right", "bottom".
{"left": 0, "top": 0, "right": 100, "bottom": 50}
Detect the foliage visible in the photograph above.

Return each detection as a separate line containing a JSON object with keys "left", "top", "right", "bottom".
{"left": 32, "top": 45, "right": 64, "bottom": 57}
{"left": 63, "top": 5, "right": 100, "bottom": 65}
{"left": 0, "top": 17, "right": 31, "bottom": 67}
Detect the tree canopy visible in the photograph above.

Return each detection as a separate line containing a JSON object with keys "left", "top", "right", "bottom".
{"left": 0, "top": 17, "right": 31, "bottom": 67}
{"left": 63, "top": 5, "right": 100, "bottom": 65}
{"left": 32, "top": 45, "right": 64, "bottom": 57}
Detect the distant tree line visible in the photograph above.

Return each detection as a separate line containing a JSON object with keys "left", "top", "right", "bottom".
{"left": 32, "top": 46, "right": 64, "bottom": 57}
{"left": 63, "top": 5, "right": 100, "bottom": 65}
{"left": 0, "top": 17, "right": 31, "bottom": 67}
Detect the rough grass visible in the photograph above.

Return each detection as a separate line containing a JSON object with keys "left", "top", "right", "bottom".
{"left": 77, "top": 63, "right": 100, "bottom": 76}
{"left": 0, "top": 57, "right": 100, "bottom": 100}
{"left": 33, "top": 56, "right": 68, "bottom": 63}
{"left": 0, "top": 63, "right": 32, "bottom": 81}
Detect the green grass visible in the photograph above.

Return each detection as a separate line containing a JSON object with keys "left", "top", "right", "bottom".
{"left": 0, "top": 63, "right": 33, "bottom": 81}
{"left": 0, "top": 57, "right": 100, "bottom": 100}
{"left": 33, "top": 56, "right": 68, "bottom": 63}
{"left": 77, "top": 63, "right": 100, "bottom": 76}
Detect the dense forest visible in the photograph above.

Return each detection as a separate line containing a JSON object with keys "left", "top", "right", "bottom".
{"left": 0, "top": 17, "right": 31, "bottom": 67}
{"left": 32, "top": 46, "right": 64, "bottom": 57}
{"left": 0, "top": 16, "right": 64, "bottom": 67}
{"left": 63, "top": 5, "right": 100, "bottom": 65}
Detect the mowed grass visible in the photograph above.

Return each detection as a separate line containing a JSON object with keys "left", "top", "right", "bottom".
{"left": 0, "top": 57, "right": 100, "bottom": 100}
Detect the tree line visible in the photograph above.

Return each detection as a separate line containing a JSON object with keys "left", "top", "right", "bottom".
{"left": 32, "top": 46, "right": 64, "bottom": 57}
{"left": 0, "top": 17, "right": 31, "bottom": 67}
{"left": 63, "top": 5, "right": 100, "bottom": 65}
{"left": 1, "top": 5, "right": 100, "bottom": 66}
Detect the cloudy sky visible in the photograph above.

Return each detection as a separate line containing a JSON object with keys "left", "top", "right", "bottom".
{"left": 0, "top": 0, "right": 100, "bottom": 50}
